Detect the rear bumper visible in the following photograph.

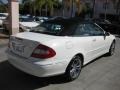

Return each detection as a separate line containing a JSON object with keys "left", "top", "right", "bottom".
{"left": 6, "top": 50, "right": 68, "bottom": 77}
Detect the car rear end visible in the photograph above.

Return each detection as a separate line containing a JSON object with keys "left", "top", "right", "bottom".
{"left": 6, "top": 32, "right": 68, "bottom": 77}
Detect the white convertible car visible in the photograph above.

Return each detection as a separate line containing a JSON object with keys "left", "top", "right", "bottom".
{"left": 6, "top": 18, "right": 116, "bottom": 81}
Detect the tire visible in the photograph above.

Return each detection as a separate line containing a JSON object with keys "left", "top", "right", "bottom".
{"left": 65, "top": 55, "right": 82, "bottom": 81}
{"left": 108, "top": 41, "right": 115, "bottom": 56}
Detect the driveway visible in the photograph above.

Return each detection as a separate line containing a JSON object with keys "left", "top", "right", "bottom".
{"left": 0, "top": 38, "right": 120, "bottom": 90}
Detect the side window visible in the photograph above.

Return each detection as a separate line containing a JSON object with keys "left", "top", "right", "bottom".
{"left": 74, "top": 24, "right": 91, "bottom": 36}
{"left": 88, "top": 24, "right": 104, "bottom": 36}
{"left": 73, "top": 23, "right": 104, "bottom": 37}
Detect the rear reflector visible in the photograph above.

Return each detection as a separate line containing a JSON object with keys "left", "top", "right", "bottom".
{"left": 31, "top": 44, "right": 56, "bottom": 59}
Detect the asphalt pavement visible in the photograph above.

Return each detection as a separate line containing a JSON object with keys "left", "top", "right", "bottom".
{"left": 0, "top": 37, "right": 120, "bottom": 90}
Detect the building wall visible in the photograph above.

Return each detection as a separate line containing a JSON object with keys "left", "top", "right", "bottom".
{"left": 94, "top": 0, "right": 116, "bottom": 18}
{"left": 84, "top": 0, "right": 117, "bottom": 18}
{"left": 54, "top": 0, "right": 117, "bottom": 18}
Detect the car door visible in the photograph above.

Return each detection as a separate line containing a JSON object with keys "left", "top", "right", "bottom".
{"left": 72, "top": 23, "right": 111, "bottom": 63}
{"left": 86, "top": 23, "right": 109, "bottom": 59}
{"left": 72, "top": 23, "right": 96, "bottom": 63}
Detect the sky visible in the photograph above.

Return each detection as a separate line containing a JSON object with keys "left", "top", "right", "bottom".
{"left": 0, "top": 0, "right": 8, "bottom": 3}
{"left": 0, "top": 0, "right": 62, "bottom": 4}
{"left": 0, "top": 0, "right": 22, "bottom": 4}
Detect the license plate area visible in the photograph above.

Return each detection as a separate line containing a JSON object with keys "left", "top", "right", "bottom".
{"left": 12, "top": 42, "right": 24, "bottom": 53}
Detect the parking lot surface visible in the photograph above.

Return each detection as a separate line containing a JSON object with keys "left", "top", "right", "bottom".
{"left": 0, "top": 37, "right": 120, "bottom": 90}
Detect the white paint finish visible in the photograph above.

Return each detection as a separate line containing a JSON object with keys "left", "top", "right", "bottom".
{"left": 6, "top": 31, "right": 115, "bottom": 77}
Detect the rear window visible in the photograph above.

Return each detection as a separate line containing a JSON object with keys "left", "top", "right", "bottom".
{"left": 30, "top": 22, "right": 63, "bottom": 35}
{"left": 30, "top": 22, "right": 77, "bottom": 36}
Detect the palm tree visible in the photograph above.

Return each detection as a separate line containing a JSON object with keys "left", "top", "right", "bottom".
{"left": 44, "top": 0, "right": 59, "bottom": 16}
{"left": 104, "top": 0, "right": 108, "bottom": 20}
{"left": 34, "top": 0, "right": 45, "bottom": 16}
{"left": 75, "top": 0, "right": 86, "bottom": 16}
{"left": 65, "top": 0, "right": 87, "bottom": 17}
{"left": 92, "top": 0, "right": 96, "bottom": 18}
{"left": 23, "top": 0, "right": 58, "bottom": 16}
{"left": 111, "top": 0, "right": 120, "bottom": 15}
{"left": 65, "top": 0, "right": 75, "bottom": 17}
{"left": 22, "top": 0, "right": 36, "bottom": 15}
{"left": 116, "top": 0, "right": 120, "bottom": 15}
{"left": 0, "top": 0, "right": 8, "bottom": 11}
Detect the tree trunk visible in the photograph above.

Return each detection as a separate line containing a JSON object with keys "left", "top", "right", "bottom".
{"left": 50, "top": 6, "right": 54, "bottom": 16}
{"left": 40, "top": 8, "right": 42, "bottom": 16}
{"left": 92, "top": 0, "right": 96, "bottom": 18}
{"left": 30, "top": 7, "right": 32, "bottom": 15}
{"left": 33, "top": 6, "right": 36, "bottom": 16}
{"left": 76, "top": 0, "right": 82, "bottom": 16}
{"left": 71, "top": 0, "right": 74, "bottom": 17}
{"left": 104, "top": 0, "right": 108, "bottom": 20}
{"left": 116, "top": 0, "right": 120, "bottom": 15}
{"left": 46, "top": 5, "right": 48, "bottom": 16}
{"left": 62, "top": 0, "right": 65, "bottom": 17}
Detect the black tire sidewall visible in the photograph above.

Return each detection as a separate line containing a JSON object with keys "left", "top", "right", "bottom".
{"left": 65, "top": 55, "right": 82, "bottom": 81}
{"left": 109, "top": 42, "right": 115, "bottom": 56}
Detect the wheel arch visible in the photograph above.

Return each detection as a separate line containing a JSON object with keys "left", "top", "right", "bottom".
{"left": 65, "top": 53, "right": 84, "bottom": 80}
{"left": 66, "top": 53, "right": 84, "bottom": 70}
{"left": 75, "top": 53, "right": 84, "bottom": 66}
{"left": 113, "top": 39, "right": 116, "bottom": 43}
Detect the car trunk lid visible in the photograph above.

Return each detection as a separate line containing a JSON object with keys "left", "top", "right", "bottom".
{"left": 9, "top": 32, "right": 58, "bottom": 58}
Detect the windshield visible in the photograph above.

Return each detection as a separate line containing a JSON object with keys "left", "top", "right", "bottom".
{"left": 30, "top": 22, "right": 63, "bottom": 35}
{"left": 19, "top": 17, "right": 35, "bottom": 22}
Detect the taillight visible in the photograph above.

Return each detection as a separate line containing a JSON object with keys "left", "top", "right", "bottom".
{"left": 31, "top": 44, "right": 56, "bottom": 59}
